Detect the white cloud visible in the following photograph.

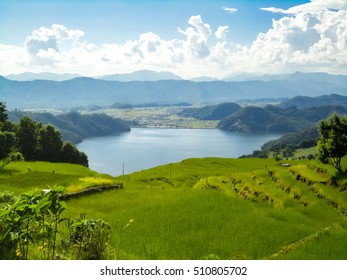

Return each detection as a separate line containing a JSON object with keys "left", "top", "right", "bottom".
{"left": 178, "top": 15, "right": 212, "bottom": 58}
{"left": 215, "top": 26, "right": 229, "bottom": 40}
{"left": 24, "top": 24, "right": 85, "bottom": 65}
{"left": 238, "top": 9, "right": 347, "bottom": 74}
{"left": 223, "top": 7, "right": 238, "bottom": 13}
{"left": 261, "top": 0, "right": 347, "bottom": 14}
{"left": 1, "top": 7, "right": 347, "bottom": 79}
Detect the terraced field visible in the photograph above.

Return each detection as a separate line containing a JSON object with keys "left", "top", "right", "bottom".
{"left": 65, "top": 157, "right": 347, "bottom": 259}
{"left": 1, "top": 158, "right": 347, "bottom": 259}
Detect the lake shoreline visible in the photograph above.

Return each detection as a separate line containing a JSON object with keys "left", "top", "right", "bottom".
{"left": 77, "top": 128, "right": 282, "bottom": 176}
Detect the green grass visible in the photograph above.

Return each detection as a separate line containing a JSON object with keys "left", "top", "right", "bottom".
{"left": 2, "top": 157, "right": 347, "bottom": 259}
{"left": 0, "top": 161, "right": 117, "bottom": 194}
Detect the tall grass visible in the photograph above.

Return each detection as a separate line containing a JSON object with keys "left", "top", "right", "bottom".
{"left": 2, "top": 158, "right": 347, "bottom": 259}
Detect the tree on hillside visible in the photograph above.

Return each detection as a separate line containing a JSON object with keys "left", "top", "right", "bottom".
{"left": 0, "top": 131, "right": 16, "bottom": 160}
{"left": 317, "top": 113, "right": 347, "bottom": 172}
{"left": 37, "top": 125, "right": 63, "bottom": 162}
{"left": 16, "top": 116, "right": 42, "bottom": 161}
{"left": 0, "top": 102, "right": 16, "bottom": 161}
{"left": 0, "top": 102, "right": 8, "bottom": 123}
{"left": 61, "top": 142, "right": 89, "bottom": 167}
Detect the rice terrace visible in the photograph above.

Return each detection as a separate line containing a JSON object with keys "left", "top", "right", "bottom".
{"left": 1, "top": 154, "right": 347, "bottom": 259}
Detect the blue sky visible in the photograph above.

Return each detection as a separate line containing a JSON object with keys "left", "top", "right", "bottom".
{"left": 0, "top": 0, "right": 346, "bottom": 78}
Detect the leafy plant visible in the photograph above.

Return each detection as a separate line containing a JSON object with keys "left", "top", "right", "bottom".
{"left": 65, "top": 214, "right": 111, "bottom": 259}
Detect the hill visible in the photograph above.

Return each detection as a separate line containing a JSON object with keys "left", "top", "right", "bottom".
{"left": 279, "top": 94, "right": 347, "bottom": 108}
{"left": 218, "top": 105, "right": 347, "bottom": 133}
{"left": 178, "top": 102, "right": 241, "bottom": 120}
{"left": 1, "top": 73, "right": 346, "bottom": 109}
{"left": 8, "top": 111, "right": 130, "bottom": 144}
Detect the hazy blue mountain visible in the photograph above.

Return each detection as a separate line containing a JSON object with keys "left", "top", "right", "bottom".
{"left": 5, "top": 72, "right": 83, "bottom": 81}
{"left": 190, "top": 76, "right": 219, "bottom": 82}
{"left": 1, "top": 73, "right": 346, "bottom": 109}
{"left": 97, "top": 70, "right": 182, "bottom": 81}
{"left": 223, "top": 72, "right": 260, "bottom": 81}
{"left": 224, "top": 71, "right": 347, "bottom": 87}
{"left": 279, "top": 94, "right": 347, "bottom": 108}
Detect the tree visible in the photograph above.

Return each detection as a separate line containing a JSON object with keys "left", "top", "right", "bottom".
{"left": 0, "top": 131, "right": 16, "bottom": 159}
{"left": 37, "top": 125, "right": 63, "bottom": 162}
{"left": 317, "top": 113, "right": 347, "bottom": 172}
{"left": 0, "top": 102, "right": 8, "bottom": 123}
{"left": 61, "top": 141, "right": 89, "bottom": 167}
{"left": 16, "top": 116, "right": 41, "bottom": 161}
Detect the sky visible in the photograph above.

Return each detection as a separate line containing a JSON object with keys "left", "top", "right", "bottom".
{"left": 0, "top": 0, "right": 347, "bottom": 79}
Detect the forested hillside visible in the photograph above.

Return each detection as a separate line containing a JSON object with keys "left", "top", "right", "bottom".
{"left": 178, "top": 102, "right": 241, "bottom": 120}
{"left": 9, "top": 111, "right": 130, "bottom": 144}
{"left": 279, "top": 94, "right": 347, "bottom": 108}
{"left": 218, "top": 105, "right": 347, "bottom": 133}
{"left": 0, "top": 103, "right": 88, "bottom": 166}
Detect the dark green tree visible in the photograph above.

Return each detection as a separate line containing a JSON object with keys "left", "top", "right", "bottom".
{"left": 0, "top": 102, "right": 16, "bottom": 161}
{"left": 317, "top": 113, "right": 347, "bottom": 172}
{"left": 0, "top": 102, "right": 8, "bottom": 123}
{"left": 61, "top": 142, "right": 88, "bottom": 167}
{"left": 37, "top": 125, "right": 63, "bottom": 162}
{"left": 16, "top": 116, "right": 41, "bottom": 161}
{"left": 0, "top": 131, "right": 16, "bottom": 159}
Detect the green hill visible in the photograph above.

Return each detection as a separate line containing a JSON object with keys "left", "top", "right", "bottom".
{"left": 2, "top": 157, "right": 346, "bottom": 259}
{"left": 218, "top": 105, "right": 347, "bottom": 133}
{"left": 9, "top": 111, "right": 130, "bottom": 144}
{"left": 178, "top": 102, "right": 241, "bottom": 120}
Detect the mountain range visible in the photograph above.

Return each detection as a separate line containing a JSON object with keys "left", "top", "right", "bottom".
{"left": 1, "top": 72, "right": 346, "bottom": 109}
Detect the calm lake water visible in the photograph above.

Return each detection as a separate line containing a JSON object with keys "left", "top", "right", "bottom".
{"left": 77, "top": 128, "right": 282, "bottom": 176}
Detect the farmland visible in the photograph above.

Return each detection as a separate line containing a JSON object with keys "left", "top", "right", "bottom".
{"left": 1, "top": 157, "right": 346, "bottom": 259}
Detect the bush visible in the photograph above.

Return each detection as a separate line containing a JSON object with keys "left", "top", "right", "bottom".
{"left": 0, "top": 188, "right": 111, "bottom": 260}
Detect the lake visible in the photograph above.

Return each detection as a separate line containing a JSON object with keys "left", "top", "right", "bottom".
{"left": 77, "top": 128, "right": 282, "bottom": 176}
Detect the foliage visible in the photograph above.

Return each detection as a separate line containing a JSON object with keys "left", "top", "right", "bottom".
{"left": 244, "top": 127, "right": 319, "bottom": 158}
{"left": 0, "top": 102, "right": 88, "bottom": 166}
{"left": 218, "top": 105, "right": 347, "bottom": 133}
{"left": 9, "top": 110, "right": 130, "bottom": 144}
{"left": 0, "top": 131, "right": 16, "bottom": 159}
{"left": 0, "top": 186, "right": 111, "bottom": 260}
{"left": 65, "top": 214, "right": 111, "bottom": 259}
{"left": 317, "top": 113, "right": 347, "bottom": 172}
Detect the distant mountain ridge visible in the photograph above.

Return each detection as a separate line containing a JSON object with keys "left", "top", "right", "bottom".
{"left": 97, "top": 70, "right": 182, "bottom": 81}
{"left": 5, "top": 70, "right": 182, "bottom": 82}
{"left": 279, "top": 94, "right": 347, "bottom": 108}
{"left": 1, "top": 72, "right": 346, "bottom": 109}
{"left": 4, "top": 72, "right": 83, "bottom": 81}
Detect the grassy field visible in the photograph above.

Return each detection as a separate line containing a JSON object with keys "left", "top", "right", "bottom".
{"left": 0, "top": 161, "right": 119, "bottom": 195}
{"left": 1, "top": 157, "right": 347, "bottom": 259}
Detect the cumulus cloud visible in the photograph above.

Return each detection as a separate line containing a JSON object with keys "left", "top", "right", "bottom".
{"left": 240, "top": 8, "right": 347, "bottom": 73}
{"left": 261, "top": 0, "right": 347, "bottom": 14}
{"left": 1, "top": 5, "right": 347, "bottom": 79}
{"left": 178, "top": 15, "right": 212, "bottom": 58}
{"left": 215, "top": 26, "right": 229, "bottom": 40}
{"left": 24, "top": 24, "right": 84, "bottom": 64}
